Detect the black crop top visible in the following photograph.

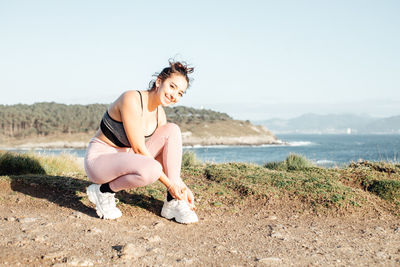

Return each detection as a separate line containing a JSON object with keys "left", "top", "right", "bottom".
{"left": 100, "top": 91, "right": 158, "bottom": 147}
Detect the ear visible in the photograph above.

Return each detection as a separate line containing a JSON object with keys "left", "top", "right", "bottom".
{"left": 155, "top": 77, "right": 162, "bottom": 89}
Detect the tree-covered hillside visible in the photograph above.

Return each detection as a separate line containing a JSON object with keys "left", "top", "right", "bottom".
{"left": 0, "top": 103, "right": 232, "bottom": 138}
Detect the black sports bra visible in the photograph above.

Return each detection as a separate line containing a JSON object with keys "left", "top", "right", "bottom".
{"left": 100, "top": 91, "right": 158, "bottom": 147}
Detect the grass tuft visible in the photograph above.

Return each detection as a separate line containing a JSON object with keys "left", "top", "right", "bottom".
{"left": 264, "top": 154, "right": 314, "bottom": 171}
{"left": 182, "top": 150, "right": 202, "bottom": 167}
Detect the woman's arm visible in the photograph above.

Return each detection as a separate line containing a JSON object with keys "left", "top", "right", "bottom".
{"left": 117, "top": 91, "right": 183, "bottom": 200}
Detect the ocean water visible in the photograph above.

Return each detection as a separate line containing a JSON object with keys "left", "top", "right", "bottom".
{"left": 183, "top": 134, "right": 400, "bottom": 167}
{"left": 5, "top": 134, "right": 400, "bottom": 168}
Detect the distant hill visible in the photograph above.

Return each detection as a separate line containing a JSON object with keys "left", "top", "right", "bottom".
{"left": 254, "top": 113, "right": 400, "bottom": 134}
{"left": 0, "top": 103, "right": 278, "bottom": 147}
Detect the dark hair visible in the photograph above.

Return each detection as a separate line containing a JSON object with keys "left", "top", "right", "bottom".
{"left": 148, "top": 59, "right": 194, "bottom": 91}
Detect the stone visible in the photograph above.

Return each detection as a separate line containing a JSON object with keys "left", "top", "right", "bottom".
{"left": 177, "top": 258, "right": 194, "bottom": 265}
{"left": 67, "top": 256, "right": 95, "bottom": 266}
{"left": 42, "top": 250, "right": 65, "bottom": 260}
{"left": 4, "top": 217, "right": 16, "bottom": 222}
{"left": 87, "top": 227, "right": 102, "bottom": 234}
{"left": 268, "top": 216, "right": 277, "bottom": 220}
{"left": 152, "top": 221, "right": 165, "bottom": 229}
{"left": 271, "top": 231, "right": 285, "bottom": 240}
{"left": 18, "top": 217, "right": 38, "bottom": 223}
{"left": 256, "top": 257, "right": 283, "bottom": 264}
{"left": 376, "top": 251, "right": 387, "bottom": 259}
{"left": 143, "top": 235, "right": 162, "bottom": 243}
{"left": 70, "top": 211, "right": 83, "bottom": 219}
{"left": 120, "top": 243, "right": 146, "bottom": 260}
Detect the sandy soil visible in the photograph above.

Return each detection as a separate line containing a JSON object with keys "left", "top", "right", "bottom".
{"left": 0, "top": 179, "right": 399, "bottom": 267}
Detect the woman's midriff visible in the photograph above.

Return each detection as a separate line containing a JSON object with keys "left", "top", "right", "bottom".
{"left": 94, "top": 128, "right": 120, "bottom": 148}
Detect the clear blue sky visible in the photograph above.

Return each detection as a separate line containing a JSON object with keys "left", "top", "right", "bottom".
{"left": 1, "top": 0, "right": 399, "bottom": 120}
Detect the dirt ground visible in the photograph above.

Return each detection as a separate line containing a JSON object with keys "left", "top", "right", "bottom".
{"left": 0, "top": 179, "right": 399, "bottom": 267}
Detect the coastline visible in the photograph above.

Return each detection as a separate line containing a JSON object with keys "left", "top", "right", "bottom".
{"left": 1, "top": 135, "right": 283, "bottom": 149}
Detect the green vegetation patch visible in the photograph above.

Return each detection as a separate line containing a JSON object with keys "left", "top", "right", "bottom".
{"left": 204, "top": 157, "right": 359, "bottom": 209}
{"left": 182, "top": 150, "right": 202, "bottom": 168}
{"left": 205, "top": 162, "right": 268, "bottom": 196}
{"left": 264, "top": 153, "right": 314, "bottom": 171}
{"left": 0, "top": 151, "right": 83, "bottom": 176}
{"left": 341, "top": 161, "right": 400, "bottom": 202}
{"left": 0, "top": 151, "right": 45, "bottom": 175}
{"left": 367, "top": 180, "right": 400, "bottom": 201}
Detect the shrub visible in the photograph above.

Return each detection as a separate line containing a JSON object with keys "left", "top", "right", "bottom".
{"left": 264, "top": 154, "right": 314, "bottom": 171}
{"left": 182, "top": 150, "right": 201, "bottom": 167}
{"left": 367, "top": 180, "right": 400, "bottom": 201}
{"left": 0, "top": 151, "right": 83, "bottom": 176}
{"left": 0, "top": 151, "right": 45, "bottom": 175}
{"left": 286, "top": 154, "right": 314, "bottom": 170}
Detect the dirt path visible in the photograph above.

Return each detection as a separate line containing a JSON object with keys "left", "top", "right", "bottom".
{"left": 1, "top": 180, "right": 399, "bottom": 266}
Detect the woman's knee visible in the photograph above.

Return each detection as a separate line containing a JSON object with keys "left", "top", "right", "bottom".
{"left": 137, "top": 159, "right": 163, "bottom": 184}
{"left": 163, "top": 123, "right": 181, "bottom": 136}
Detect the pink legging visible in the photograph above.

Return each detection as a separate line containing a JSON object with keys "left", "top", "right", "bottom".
{"left": 84, "top": 123, "right": 183, "bottom": 192}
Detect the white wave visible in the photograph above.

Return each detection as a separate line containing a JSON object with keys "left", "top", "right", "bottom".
{"left": 315, "top": 159, "right": 335, "bottom": 165}
{"left": 183, "top": 144, "right": 230, "bottom": 149}
{"left": 285, "top": 141, "right": 314, "bottom": 147}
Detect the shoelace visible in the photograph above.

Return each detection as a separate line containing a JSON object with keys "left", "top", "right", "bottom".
{"left": 100, "top": 193, "right": 119, "bottom": 210}
{"left": 176, "top": 200, "right": 193, "bottom": 213}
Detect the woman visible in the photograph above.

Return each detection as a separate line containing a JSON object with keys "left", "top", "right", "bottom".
{"left": 84, "top": 60, "right": 198, "bottom": 224}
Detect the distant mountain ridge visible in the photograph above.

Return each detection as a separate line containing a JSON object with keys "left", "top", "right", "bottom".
{"left": 254, "top": 113, "right": 400, "bottom": 134}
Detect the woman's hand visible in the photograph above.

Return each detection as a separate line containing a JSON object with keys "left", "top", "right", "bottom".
{"left": 182, "top": 186, "right": 196, "bottom": 211}
{"left": 167, "top": 182, "right": 184, "bottom": 200}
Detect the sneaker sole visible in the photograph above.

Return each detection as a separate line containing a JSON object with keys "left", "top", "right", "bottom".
{"left": 161, "top": 207, "right": 198, "bottom": 224}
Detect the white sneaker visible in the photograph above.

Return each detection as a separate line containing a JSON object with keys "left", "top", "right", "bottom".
{"left": 161, "top": 199, "right": 198, "bottom": 224}
{"left": 86, "top": 184, "right": 122, "bottom": 220}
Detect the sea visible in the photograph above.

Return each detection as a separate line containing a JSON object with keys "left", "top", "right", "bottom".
{"left": 5, "top": 134, "right": 400, "bottom": 168}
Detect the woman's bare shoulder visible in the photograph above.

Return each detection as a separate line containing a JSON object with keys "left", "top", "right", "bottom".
{"left": 109, "top": 90, "right": 142, "bottom": 120}
{"left": 116, "top": 90, "right": 142, "bottom": 107}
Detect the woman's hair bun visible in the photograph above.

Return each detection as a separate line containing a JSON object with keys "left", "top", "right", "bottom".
{"left": 170, "top": 60, "right": 194, "bottom": 75}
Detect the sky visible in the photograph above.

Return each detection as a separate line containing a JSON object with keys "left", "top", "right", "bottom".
{"left": 1, "top": 0, "right": 399, "bottom": 120}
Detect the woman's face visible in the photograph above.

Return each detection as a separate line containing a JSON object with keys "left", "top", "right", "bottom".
{"left": 156, "top": 74, "right": 188, "bottom": 106}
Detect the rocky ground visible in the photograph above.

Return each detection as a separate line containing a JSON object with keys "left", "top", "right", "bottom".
{"left": 0, "top": 178, "right": 399, "bottom": 267}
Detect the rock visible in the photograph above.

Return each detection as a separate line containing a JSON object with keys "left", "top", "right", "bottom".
{"left": 42, "top": 250, "right": 65, "bottom": 260}
{"left": 270, "top": 231, "right": 285, "bottom": 240}
{"left": 152, "top": 221, "right": 165, "bottom": 229}
{"left": 4, "top": 217, "right": 16, "bottom": 222}
{"left": 67, "top": 256, "right": 95, "bottom": 266}
{"left": 33, "top": 235, "right": 47, "bottom": 242}
{"left": 394, "top": 227, "right": 399, "bottom": 233}
{"left": 213, "top": 245, "right": 225, "bottom": 250}
{"left": 70, "top": 211, "right": 83, "bottom": 219}
{"left": 120, "top": 243, "right": 146, "bottom": 260}
{"left": 18, "top": 217, "right": 38, "bottom": 223}
{"left": 177, "top": 258, "right": 194, "bottom": 265}
{"left": 256, "top": 257, "right": 283, "bottom": 264}
{"left": 376, "top": 251, "right": 387, "bottom": 259}
{"left": 143, "top": 235, "right": 162, "bottom": 243}
{"left": 374, "top": 226, "right": 385, "bottom": 233}
{"left": 87, "top": 227, "right": 102, "bottom": 234}
{"left": 268, "top": 216, "right": 277, "bottom": 220}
